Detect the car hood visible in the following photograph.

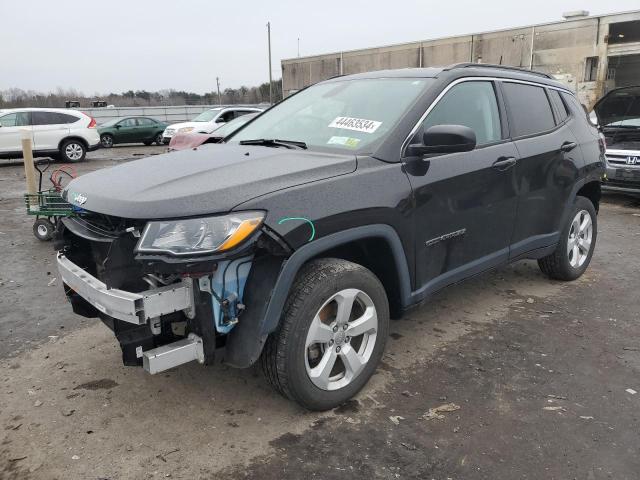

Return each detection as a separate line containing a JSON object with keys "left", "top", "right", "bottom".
{"left": 165, "top": 121, "right": 211, "bottom": 131}
{"left": 594, "top": 86, "right": 640, "bottom": 130}
{"left": 63, "top": 144, "right": 356, "bottom": 219}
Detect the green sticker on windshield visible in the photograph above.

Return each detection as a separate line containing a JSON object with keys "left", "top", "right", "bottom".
{"left": 327, "top": 136, "right": 360, "bottom": 148}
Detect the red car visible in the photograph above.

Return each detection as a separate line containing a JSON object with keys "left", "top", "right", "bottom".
{"left": 168, "top": 112, "right": 259, "bottom": 151}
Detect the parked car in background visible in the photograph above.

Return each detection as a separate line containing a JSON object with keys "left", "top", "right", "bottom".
{"left": 168, "top": 112, "right": 259, "bottom": 151}
{"left": 98, "top": 117, "right": 167, "bottom": 148}
{"left": 0, "top": 108, "right": 100, "bottom": 162}
{"left": 591, "top": 85, "right": 640, "bottom": 194}
{"left": 162, "top": 106, "right": 263, "bottom": 143}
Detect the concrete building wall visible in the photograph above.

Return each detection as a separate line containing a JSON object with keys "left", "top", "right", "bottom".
{"left": 281, "top": 10, "right": 640, "bottom": 109}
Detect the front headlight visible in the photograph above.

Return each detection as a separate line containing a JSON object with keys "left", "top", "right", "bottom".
{"left": 136, "top": 212, "right": 264, "bottom": 256}
{"left": 178, "top": 127, "right": 194, "bottom": 134}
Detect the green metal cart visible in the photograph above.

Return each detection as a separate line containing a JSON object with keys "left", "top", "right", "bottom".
{"left": 23, "top": 160, "right": 75, "bottom": 241}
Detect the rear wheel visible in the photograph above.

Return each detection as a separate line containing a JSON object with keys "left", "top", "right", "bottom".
{"left": 33, "top": 218, "right": 55, "bottom": 241}
{"left": 538, "top": 196, "right": 597, "bottom": 280}
{"left": 261, "top": 258, "right": 389, "bottom": 411}
{"left": 60, "top": 139, "right": 86, "bottom": 162}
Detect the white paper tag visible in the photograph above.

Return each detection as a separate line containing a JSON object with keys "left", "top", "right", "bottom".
{"left": 328, "top": 117, "right": 382, "bottom": 134}
{"left": 327, "top": 136, "right": 361, "bottom": 148}
{"left": 136, "top": 346, "right": 143, "bottom": 358}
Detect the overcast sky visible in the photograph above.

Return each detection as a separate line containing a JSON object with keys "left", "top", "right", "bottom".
{"left": 1, "top": 0, "right": 638, "bottom": 94}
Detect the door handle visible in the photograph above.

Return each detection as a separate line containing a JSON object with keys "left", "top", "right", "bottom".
{"left": 492, "top": 156, "right": 516, "bottom": 170}
{"left": 560, "top": 141, "right": 577, "bottom": 152}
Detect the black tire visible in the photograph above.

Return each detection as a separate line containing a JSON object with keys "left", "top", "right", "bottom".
{"left": 538, "top": 196, "right": 597, "bottom": 281}
{"left": 33, "top": 218, "right": 55, "bottom": 241}
{"left": 143, "top": 140, "right": 153, "bottom": 146}
{"left": 154, "top": 133, "right": 164, "bottom": 145}
{"left": 59, "top": 139, "right": 86, "bottom": 163}
{"left": 261, "top": 258, "right": 389, "bottom": 411}
{"left": 100, "top": 134, "right": 114, "bottom": 148}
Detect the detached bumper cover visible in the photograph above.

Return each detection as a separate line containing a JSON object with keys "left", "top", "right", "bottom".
{"left": 56, "top": 253, "right": 194, "bottom": 324}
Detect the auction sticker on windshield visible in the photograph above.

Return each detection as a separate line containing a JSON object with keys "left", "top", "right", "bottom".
{"left": 328, "top": 117, "right": 382, "bottom": 134}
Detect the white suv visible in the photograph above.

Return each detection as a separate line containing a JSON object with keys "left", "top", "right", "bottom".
{"left": 162, "top": 106, "right": 263, "bottom": 143}
{"left": 0, "top": 108, "right": 101, "bottom": 162}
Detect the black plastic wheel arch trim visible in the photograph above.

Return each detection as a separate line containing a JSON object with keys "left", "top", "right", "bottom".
{"left": 223, "top": 224, "right": 412, "bottom": 368}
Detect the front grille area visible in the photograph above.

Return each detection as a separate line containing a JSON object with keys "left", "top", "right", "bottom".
{"left": 607, "top": 153, "right": 640, "bottom": 168}
{"left": 60, "top": 212, "right": 147, "bottom": 292}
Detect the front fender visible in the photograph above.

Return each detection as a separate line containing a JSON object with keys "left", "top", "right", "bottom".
{"left": 223, "top": 224, "right": 412, "bottom": 368}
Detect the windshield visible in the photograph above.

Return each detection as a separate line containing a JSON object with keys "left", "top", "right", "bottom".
{"left": 192, "top": 109, "right": 222, "bottom": 122}
{"left": 595, "top": 86, "right": 640, "bottom": 128}
{"left": 213, "top": 113, "right": 258, "bottom": 136}
{"left": 228, "top": 78, "right": 431, "bottom": 152}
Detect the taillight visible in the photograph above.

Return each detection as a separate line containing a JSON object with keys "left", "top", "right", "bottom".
{"left": 87, "top": 117, "right": 97, "bottom": 128}
{"left": 598, "top": 133, "right": 606, "bottom": 156}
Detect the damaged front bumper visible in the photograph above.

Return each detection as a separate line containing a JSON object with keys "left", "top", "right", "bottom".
{"left": 57, "top": 253, "right": 195, "bottom": 325}
{"left": 57, "top": 253, "right": 207, "bottom": 373}
{"left": 55, "top": 211, "right": 290, "bottom": 373}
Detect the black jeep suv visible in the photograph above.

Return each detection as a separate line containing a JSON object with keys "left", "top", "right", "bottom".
{"left": 55, "top": 64, "right": 605, "bottom": 410}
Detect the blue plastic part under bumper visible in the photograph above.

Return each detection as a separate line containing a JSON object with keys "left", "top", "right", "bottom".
{"left": 204, "top": 256, "right": 253, "bottom": 334}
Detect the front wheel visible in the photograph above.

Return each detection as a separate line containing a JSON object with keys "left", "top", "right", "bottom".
{"left": 154, "top": 132, "right": 164, "bottom": 145}
{"left": 261, "top": 258, "right": 389, "bottom": 411}
{"left": 538, "top": 196, "right": 597, "bottom": 281}
{"left": 60, "top": 139, "right": 86, "bottom": 162}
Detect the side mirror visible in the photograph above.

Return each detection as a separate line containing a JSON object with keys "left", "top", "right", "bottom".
{"left": 406, "top": 125, "right": 477, "bottom": 157}
{"left": 588, "top": 111, "right": 598, "bottom": 127}
{"left": 115, "top": 124, "right": 121, "bottom": 129}
{"left": 215, "top": 117, "right": 226, "bottom": 123}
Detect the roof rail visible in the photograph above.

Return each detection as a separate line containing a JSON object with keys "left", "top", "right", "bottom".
{"left": 445, "top": 63, "right": 554, "bottom": 79}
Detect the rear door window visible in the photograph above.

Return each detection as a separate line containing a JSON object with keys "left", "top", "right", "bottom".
{"left": 503, "top": 83, "right": 556, "bottom": 137}
{"left": 118, "top": 118, "right": 137, "bottom": 127}
{"left": 421, "top": 81, "right": 502, "bottom": 145}
{"left": 137, "top": 118, "right": 155, "bottom": 126}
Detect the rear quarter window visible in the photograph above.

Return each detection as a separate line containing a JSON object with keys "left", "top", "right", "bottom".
{"left": 547, "top": 89, "right": 569, "bottom": 124}
{"left": 503, "top": 82, "right": 556, "bottom": 137}
{"left": 561, "top": 92, "right": 592, "bottom": 124}
{"left": 32, "top": 112, "right": 79, "bottom": 125}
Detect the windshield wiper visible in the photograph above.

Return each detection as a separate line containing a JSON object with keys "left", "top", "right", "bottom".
{"left": 239, "top": 138, "right": 307, "bottom": 149}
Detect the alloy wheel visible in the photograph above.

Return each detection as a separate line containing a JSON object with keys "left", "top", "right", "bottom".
{"left": 65, "top": 143, "right": 83, "bottom": 161}
{"left": 305, "top": 288, "right": 378, "bottom": 391}
{"left": 567, "top": 209, "right": 592, "bottom": 268}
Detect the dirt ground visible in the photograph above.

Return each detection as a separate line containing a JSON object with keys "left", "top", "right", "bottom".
{"left": 1, "top": 148, "right": 639, "bottom": 479}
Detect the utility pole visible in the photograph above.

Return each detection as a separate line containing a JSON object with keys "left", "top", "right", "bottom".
{"left": 216, "top": 77, "right": 221, "bottom": 105}
{"left": 297, "top": 37, "right": 300, "bottom": 57}
{"left": 267, "top": 22, "right": 273, "bottom": 105}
